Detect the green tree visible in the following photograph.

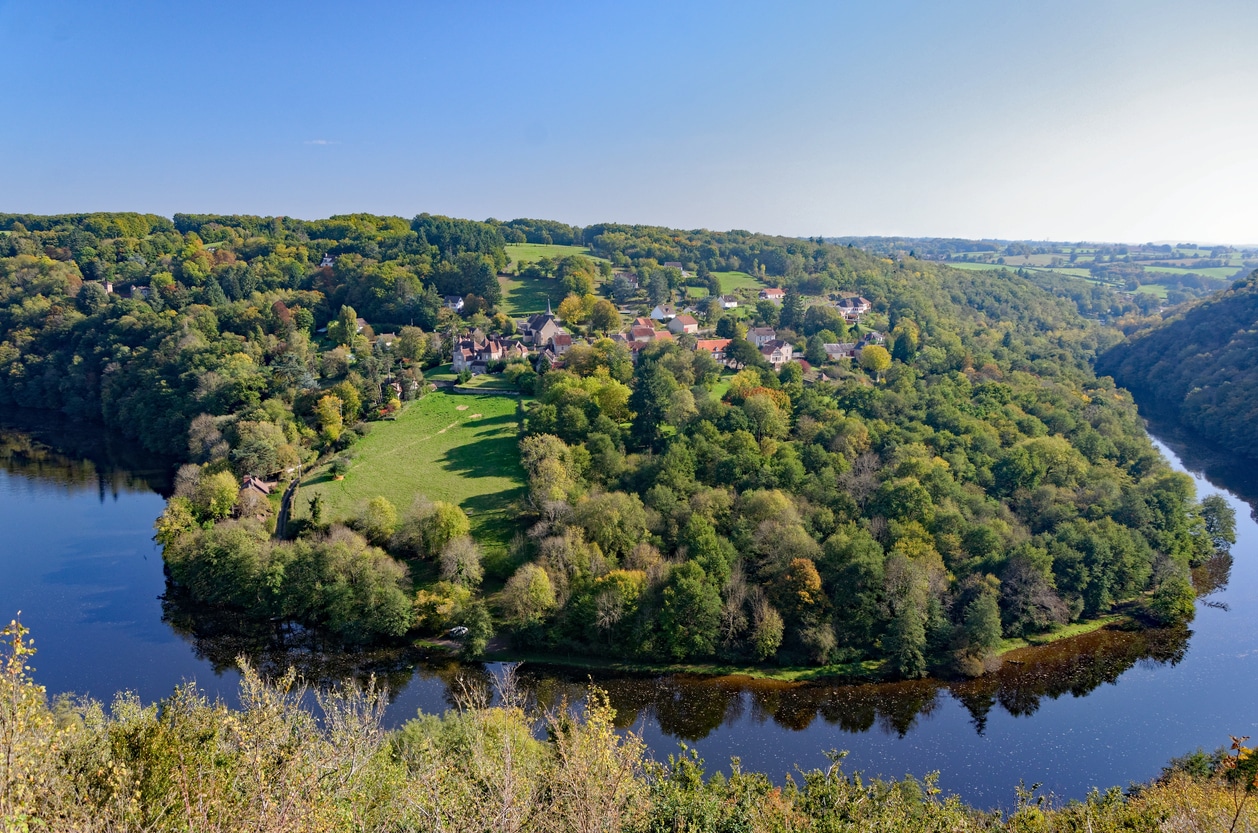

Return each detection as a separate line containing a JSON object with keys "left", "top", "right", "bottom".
{"left": 724, "top": 336, "right": 764, "bottom": 369}
{"left": 422, "top": 501, "right": 471, "bottom": 556}
{"left": 355, "top": 496, "right": 399, "bottom": 546}
{"left": 314, "top": 394, "right": 344, "bottom": 443}
{"left": 1149, "top": 570, "right": 1196, "bottom": 625}
{"left": 500, "top": 563, "right": 558, "bottom": 625}
{"left": 460, "top": 600, "right": 494, "bottom": 658}
{"left": 962, "top": 577, "right": 1003, "bottom": 658}
{"left": 1201, "top": 494, "right": 1237, "bottom": 550}
{"left": 859, "top": 345, "right": 891, "bottom": 380}
{"left": 397, "top": 325, "right": 428, "bottom": 362}
{"left": 656, "top": 562, "right": 722, "bottom": 660}
{"left": 779, "top": 288, "right": 805, "bottom": 331}
{"left": 628, "top": 358, "right": 678, "bottom": 451}
{"left": 891, "top": 319, "right": 920, "bottom": 363}
{"left": 589, "top": 298, "right": 621, "bottom": 334}
{"left": 330, "top": 304, "right": 359, "bottom": 346}
{"left": 193, "top": 470, "right": 240, "bottom": 521}
{"left": 803, "top": 304, "right": 846, "bottom": 338}
{"left": 883, "top": 555, "right": 928, "bottom": 678}
{"left": 751, "top": 599, "right": 784, "bottom": 661}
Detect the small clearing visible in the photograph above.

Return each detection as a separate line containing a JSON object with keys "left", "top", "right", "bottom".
{"left": 295, "top": 392, "right": 525, "bottom": 561}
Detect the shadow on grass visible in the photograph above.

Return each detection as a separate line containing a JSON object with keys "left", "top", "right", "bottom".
{"left": 442, "top": 430, "right": 525, "bottom": 485}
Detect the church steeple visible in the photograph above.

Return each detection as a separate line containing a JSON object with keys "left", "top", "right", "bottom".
{"left": 547, "top": 297, "right": 552, "bottom": 316}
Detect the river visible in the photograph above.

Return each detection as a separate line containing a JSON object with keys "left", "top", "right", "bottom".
{"left": 1, "top": 410, "right": 1255, "bottom": 808}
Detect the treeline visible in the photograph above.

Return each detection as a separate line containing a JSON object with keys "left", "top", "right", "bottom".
{"left": 3, "top": 619, "right": 1257, "bottom": 832}
{"left": 1098, "top": 271, "right": 1258, "bottom": 458}
{"left": 0, "top": 211, "right": 518, "bottom": 455}
{"left": 0, "top": 211, "right": 1230, "bottom": 676}
{"left": 494, "top": 239, "right": 1232, "bottom": 675}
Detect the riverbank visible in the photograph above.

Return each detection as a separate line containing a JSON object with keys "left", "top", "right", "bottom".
{"left": 479, "top": 613, "right": 1132, "bottom": 683}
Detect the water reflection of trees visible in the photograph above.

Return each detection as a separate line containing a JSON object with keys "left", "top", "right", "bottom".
{"left": 160, "top": 589, "right": 430, "bottom": 703}
{"left": 160, "top": 578, "right": 1195, "bottom": 744}
{"left": 508, "top": 623, "right": 1191, "bottom": 743}
{"left": 1145, "top": 416, "right": 1258, "bottom": 522}
{"left": 1193, "top": 552, "right": 1234, "bottom": 602}
{"left": 951, "top": 625, "right": 1190, "bottom": 733}
{"left": 0, "top": 415, "right": 173, "bottom": 497}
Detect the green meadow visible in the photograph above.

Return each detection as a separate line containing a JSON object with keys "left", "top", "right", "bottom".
{"left": 1143, "top": 265, "right": 1238, "bottom": 279}
{"left": 505, "top": 242, "right": 609, "bottom": 269}
{"left": 294, "top": 392, "right": 525, "bottom": 564}
{"left": 710, "top": 270, "right": 764, "bottom": 293}
{"left": 498, "top": 273, "right": 563, "bottom": 317}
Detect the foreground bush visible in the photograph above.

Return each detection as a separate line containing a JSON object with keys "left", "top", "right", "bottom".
{"left": 2, "top": 619, "right": 1256, "bottom": 832}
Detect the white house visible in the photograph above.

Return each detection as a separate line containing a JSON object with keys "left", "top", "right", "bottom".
{"left": 748, "top": 327, "right": 776, "bottom": 347}
{"left": 759, "top": 287, "right": 785, "bottom": 303}
{"left": 760, "top": 339, "right": 794, "bottom": 369}
{"left": 719, "top": 295, "right": 739, "bottom": 309}
{"left": 650, "top": 304, "right": 677, "bottom": 321}
{"left": 837, "top": 296, "right": 872, "bottom": 319}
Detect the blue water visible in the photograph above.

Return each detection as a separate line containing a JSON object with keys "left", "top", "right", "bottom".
{"left": 2, "top": 419, "right": 1254, "bottom": 808}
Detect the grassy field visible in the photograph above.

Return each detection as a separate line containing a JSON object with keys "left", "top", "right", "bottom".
{"left": 505, "top": 243, "right": 609, "bottom": 270}
{"left": 1135, "top": 283, "right": 1170, "bottom": 298}
{"left": 294, "top": 392, "right": 525, "bottom": 564}
{"left": 425, "top": 363, "right": 456, "bottom": 382}
{"left": 455, "top": 374, "right": 518, "bottom": 391}
{"left": 947, "top": 261, "right": 1012, "bottom": 272}
{"left": 710, "top": 270, "right": 764, "bottom": 293}
{"left": 1143, "top": 265, "right": 1238, "bottom": 279}
{"left": 946, "top": 262, "right": 1097, "bottom": 280}
{"left": 498, "top": 274, "right": 562, "bottom": 317}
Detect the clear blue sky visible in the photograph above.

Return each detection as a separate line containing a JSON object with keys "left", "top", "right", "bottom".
{"left": 2, "top": 0, "right": 1256, "bottom": 243}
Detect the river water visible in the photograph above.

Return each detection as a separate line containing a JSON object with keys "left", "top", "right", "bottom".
{"left": 1, "top": 411, "right": 1255, "bottom": 808}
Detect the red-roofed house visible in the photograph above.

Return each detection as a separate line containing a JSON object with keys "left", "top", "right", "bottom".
{"left": 694, "top": 338, "right": 731, "bottom": 362}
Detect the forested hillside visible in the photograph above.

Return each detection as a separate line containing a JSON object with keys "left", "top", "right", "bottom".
{"left": 0, "top": 212, "right": 1229, "bottom": 679}
{"left": 1098, "top": 271, "right": 1258, "bottom": 458}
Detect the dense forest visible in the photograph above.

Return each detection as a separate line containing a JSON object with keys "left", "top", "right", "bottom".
{"left": 0, "top": 212, "right": 1233, "bottom": 680}
{"left": 3, "top": 618, "right": 1257, "bottom": 832}
{"left": 1098, "top": 271, "right": 1258, "bottom": 459}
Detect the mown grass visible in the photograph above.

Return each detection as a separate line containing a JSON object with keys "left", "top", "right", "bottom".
{"left": 294, "top": 392, "right": 525, "bottom": 562}
{"left": 455, "top": 374, "right": 518, "bottom": 391}
{"left": 505, "top": 242, "right": 609, "bottom": 269}
{"left": 425, "top": 363, "right": 456, "bottom": 382}
{"left": 498, "top": 273, "right": 562, "bottom": 317}
{"left": 710, "top": 270, "right": 764, "bottom": 293}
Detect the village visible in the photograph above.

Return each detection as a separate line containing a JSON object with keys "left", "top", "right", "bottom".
{"left": 441, "top": 276, "right": 885, "bottom": 381}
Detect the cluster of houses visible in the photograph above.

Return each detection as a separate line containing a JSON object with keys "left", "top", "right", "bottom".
{"left": 439, "top": 291, "right": 882, "bottom": 376}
